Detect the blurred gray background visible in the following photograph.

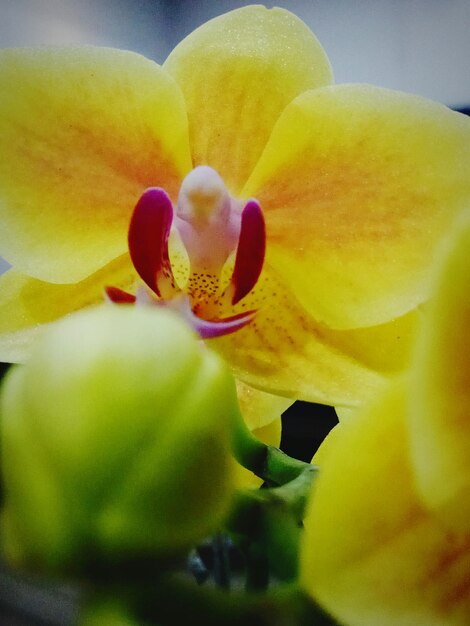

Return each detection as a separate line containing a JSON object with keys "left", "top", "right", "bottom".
{"left": 1, "top": 0, "right": 469, "bottom": 104}
{"left": 0, "top": 0, "right": 469, "bottom": 276}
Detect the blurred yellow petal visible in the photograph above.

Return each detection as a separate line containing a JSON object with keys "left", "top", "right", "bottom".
{"left": 164, "top": 5, "right": 332, "bottom": 194}
{"left": 243, "top": 84, "right": 470, "bottom": 329}
{"left": 233, "top": 416, "right": 282, "bottom": 490}
{"left": 409, "top": 210, "right": 470, "bottom": 533}
{"left": 302, "top": 379, "right": 470, "bottom": 626}
{"left": 213, "top": 265, "right": 416, "bottom": 405}
{"left": 0, "top": 255, "right": 136, "bottom": 362}
{"left": 251, "top": 417, "right": 282, "bottom": 450}
{"left": 0, "top": 46, "right": 191, "bottom": 283}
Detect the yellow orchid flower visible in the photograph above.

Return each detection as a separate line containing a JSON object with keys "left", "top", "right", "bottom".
{"left": 300, "top": 211, "right": 470, "bottom": 625}
{"left": 0, "top": 6, "right": 469, "bottom": 407}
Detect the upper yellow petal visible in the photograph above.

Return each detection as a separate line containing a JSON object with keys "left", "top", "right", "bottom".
{"left": 164, "top": 5, "right": 332, "bottom": 194}
{"left": 409, "top": 209, "right": 470, "bottom": 533}
{"left": 212, "top": 264, "right": 416, "bottom": 406}
{"left": 0, "top": 46, "right": 191, "bottom": 283}
{"left": 243, "top": 84, "right": 470, "bottom": 329}
{"left": 301, "top": 379, "right": 470, "bottom": 626}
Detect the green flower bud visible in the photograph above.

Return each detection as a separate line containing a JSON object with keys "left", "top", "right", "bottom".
{"left": 1, "top": 305, "right": 237, "bottom": 575}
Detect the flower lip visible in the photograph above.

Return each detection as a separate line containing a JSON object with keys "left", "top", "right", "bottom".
{"left": 166, "top": 295, "right": 258, "bottom": 339}
{"left": 107, "top": 167, "right": 266, "bottom": 339}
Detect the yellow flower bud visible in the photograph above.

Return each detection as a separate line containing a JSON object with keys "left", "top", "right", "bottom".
{"left": 1, "top": 305, "right": 237, "bottom": 574}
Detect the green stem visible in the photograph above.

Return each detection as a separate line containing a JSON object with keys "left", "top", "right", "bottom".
{"left": 269, "top": 464, "right": 319, "bottom": 518}
{"left": 228, "top": 412, "right": 319, "bottom": 573}
{"left": 244, "top": 542, "right": 269, "bottom": 592}
{"left": 225, "top": 491, "right": 303, "bottom": 585}
{"left": 231, "top": 410, "right": 315, "bottom": 487}
{"left": 227, "top": 406, "right": 321, "bottom": 591}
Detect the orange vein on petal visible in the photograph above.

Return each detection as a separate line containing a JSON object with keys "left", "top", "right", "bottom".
{"left": 0, "top": 47, "right": 192, "bottom": 283}
{"left": 164, "top": 5, "right": 332, "bottom": 194}
{"left": 244, "top": 84, "right": 470, "bottom": 329}
{"left": 0, "top": 254, "right": 137, "bottom": 363}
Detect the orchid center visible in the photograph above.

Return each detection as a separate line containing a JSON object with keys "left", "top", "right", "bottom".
{"left": 106, "top": 166, "right": 266, "bottom": 338}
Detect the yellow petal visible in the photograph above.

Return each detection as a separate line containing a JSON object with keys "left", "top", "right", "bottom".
{"left": 0, "top": 46, "right": 191, "bottom": 283}
{"left": 334, "top": 306, "right": 420, "bottom": 379}
{"left": 334, "top": 406, "right": 356, "bottom": 422}
{"left": 301, "top": 379, "right": 470, "bottom": 626}
{"left": 0, "top": 255, "right": 136, "bottom": 363}
{"left": 409, "top": 210, "right": 470, "bottom": 533}
{"left": 243, "top": 84, "right": 470, "bottom": 329}
{"left": 164, "top": 5, "right": 332, "bottom": 194}
{"left": 212, "top": 264, "right": 416, "bottom": 406}
{"left": 235, "top": 378, "right": 293, "bottom": 431}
